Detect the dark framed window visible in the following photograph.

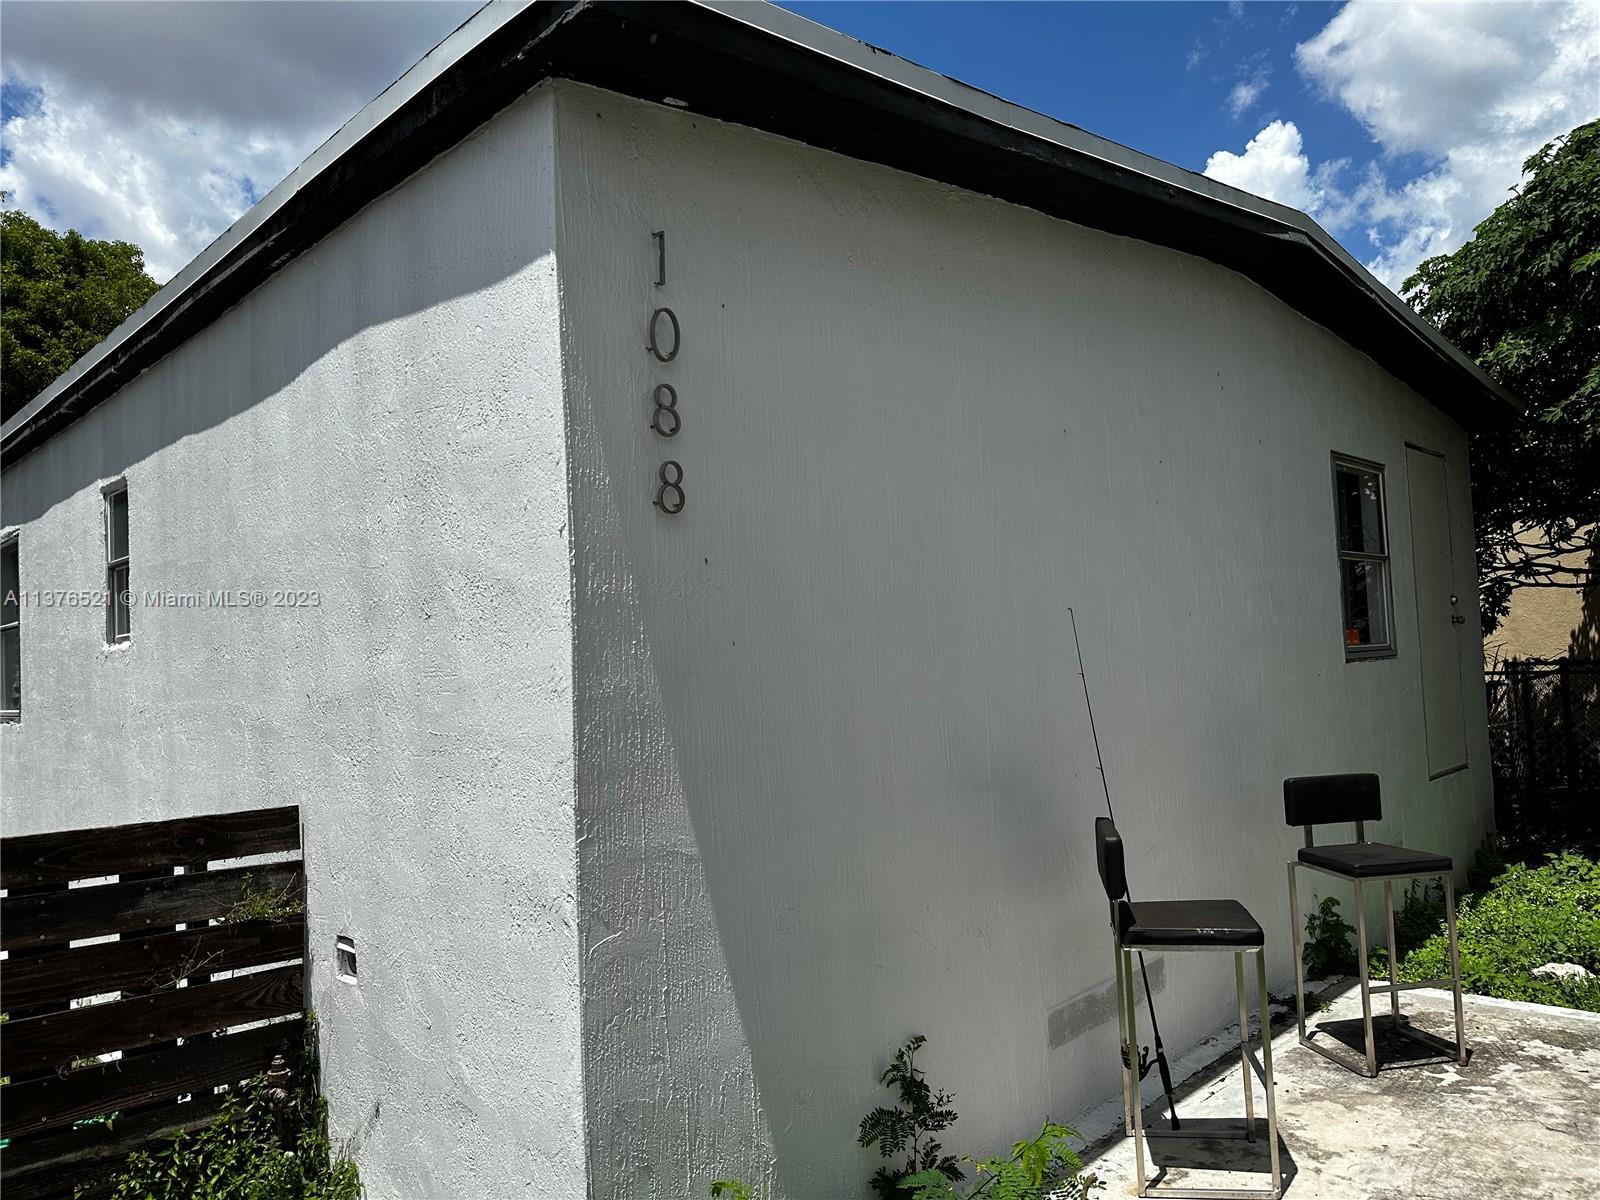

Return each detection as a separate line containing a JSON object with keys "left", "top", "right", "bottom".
{"left": 105, "top": 483, "right": 131, "bottom": 644}
{"left": 2, "top": 535, "right": 19, "bottom": 720}
{"left": 1332, "top": 455, "right": 1393, "bottom": 659}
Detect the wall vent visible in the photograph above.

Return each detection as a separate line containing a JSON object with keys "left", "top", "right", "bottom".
{"left": 336, "top": 934, "right": 358, "bottom": 983}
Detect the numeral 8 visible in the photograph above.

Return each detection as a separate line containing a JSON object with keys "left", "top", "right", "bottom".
{"left": 651, "top": 384, "right": 681, "bottom": 437}
{"left": 653, "top": 460, "right": 685, "bottom": 514}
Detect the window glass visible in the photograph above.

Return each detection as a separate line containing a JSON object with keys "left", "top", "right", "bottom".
{"left": 1, "top": 538, "right": 18, "bottom": 718}
{"left": 1332, "top": 456, "right": 1392, "bottom": 657}
{"left": 106, "top": 486, "right": 131, "bottom": 642}
{"left": 1, "top": 540, "right": 17, "bottom": 625}
{"left": 108, "top": 488, "right": 130, "bottom": 563}
{"left": 1340, "top": 559, "right": 1389, "bottom": 649}
{"left": 1335, "top": 464, "right": 1385, "bottom": 555}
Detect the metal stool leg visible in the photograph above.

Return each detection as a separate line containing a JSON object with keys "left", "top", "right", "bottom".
{"left": 1116, "top": 937, "right": 1135, "bottom": 1134}
{"left": 1353, "top": 878, "right": 1376, "bottom": 1076}
{"left": 1384, "top": 880, "right": 1401, "bottom": 1027}
{"left": 1120, "top": 944, "right": 1283, "bottom": 1199}
{"left": 1287, "top": 862, "right": 1307, "bottom": 1043}
{"left": 1235, "top": 951, "right": 1255, "bottom": 1141}
{"left": 1256, "top": 949, "right": 1283, "bottom": 1197}
{"left": 1123, "top": 947, "right": 1150, "bottom": 1197}
{"left": 1444, "top": 872, "right": 1467, "bottom": 1065}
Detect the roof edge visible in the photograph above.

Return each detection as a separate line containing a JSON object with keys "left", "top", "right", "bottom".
{"left": 1, "top": 0, "right": 1519, "bottom": 462}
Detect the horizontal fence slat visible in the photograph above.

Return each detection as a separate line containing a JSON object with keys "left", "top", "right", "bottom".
{"left": 1, "top": 861, "right": 302, "bottom": 951}
{"left": 1, "top": 1017, "right": 303, "bottom": 1140}
{"left": 1, "top": 807, "right": 300, "bottom": 889}
{"left": 0, "top": 1089, "right": 229, "bottom": 1199}
{"left": 1, "top": 916, "right": 304, "bottom": 1010}
{"left": 1, "top": 964, "right": 304, "bottom": 1077}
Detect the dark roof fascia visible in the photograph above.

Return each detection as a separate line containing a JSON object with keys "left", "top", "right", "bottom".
{"left": 0, "top": 0, "right": 1519, "bottom": 463}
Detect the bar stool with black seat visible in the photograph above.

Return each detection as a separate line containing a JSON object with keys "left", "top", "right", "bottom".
{"left": 1284, "top": 773, "right": 1468, "bottom": 1077}
{"left": 1096, "top": 816, "right": 1282, "bottom": 1200}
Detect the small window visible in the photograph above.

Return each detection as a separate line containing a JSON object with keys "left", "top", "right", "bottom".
{"left": 2, "top": 536, "right": 19, "bottom": 720}
{"left": 1332, "top": 455, "right": 1393, "bottom": 658}
{"left": 105, "top": 484, "right": 131, "bottom": 643}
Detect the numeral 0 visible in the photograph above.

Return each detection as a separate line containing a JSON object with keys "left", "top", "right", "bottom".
{"left": 647, "top": 307, "right": 680, "bottom": 363}
{"left": 653, "top": 460, "right": 686, "bottom": 514}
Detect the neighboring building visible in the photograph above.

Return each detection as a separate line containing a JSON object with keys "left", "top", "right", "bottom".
{"left": 0, "top": 3, "right": 1520, "bottom": 1197}
{"left": 1484, "top": 533, "right": 1598, "bottom": 664}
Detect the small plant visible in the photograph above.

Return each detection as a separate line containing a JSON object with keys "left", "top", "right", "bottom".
{"left": 858, "top": 1035, "right": 961, "bottom": 1198}
{"left": 223, "top": 873, "right": 305, "bottom": 923}
{"left": 709, "top": 1183, "right": 754, "bottom": 1200}
{"left": 900, "top": 1121, "right": 1101, "bottom": 1200}
{"left": 87, "top": 1017, "right": 361, "bottom": 1200}
{"left": 1302, "top": 896, "right": 1357, "bottom": 979}
{"left": 1367, "top": 879, "right": 1445, "bottom": 977}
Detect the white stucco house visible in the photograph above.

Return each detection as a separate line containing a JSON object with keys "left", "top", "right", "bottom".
{"left": 0, "top": 2, "right": 1520, "bottom": 1197}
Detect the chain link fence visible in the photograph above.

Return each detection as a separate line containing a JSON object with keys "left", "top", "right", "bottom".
{"left": 1485, "top": 657, "right": 1600, "bottom": 850}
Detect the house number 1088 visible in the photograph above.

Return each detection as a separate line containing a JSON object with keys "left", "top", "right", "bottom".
{"left": 649, "top": 229, "right": 684, "bottom": 515}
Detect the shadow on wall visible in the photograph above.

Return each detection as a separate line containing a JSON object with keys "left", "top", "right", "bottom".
{"left": 0, "top": 116, "right": 548, "bottom": 527}
{"left": 569, "top": 381, "right": 1144, "bottom": 1197}
{"left": 1568, "top": 544, "right": 1600, "bottom": 659}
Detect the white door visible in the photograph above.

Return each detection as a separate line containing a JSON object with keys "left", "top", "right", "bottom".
{"left": 1406, "top": 445, "right": 1468, "bottom": 777}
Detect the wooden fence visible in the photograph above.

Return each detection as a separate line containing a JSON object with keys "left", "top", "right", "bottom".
{"left": 1, "top": 807, "right": 307, "bottom": 1200}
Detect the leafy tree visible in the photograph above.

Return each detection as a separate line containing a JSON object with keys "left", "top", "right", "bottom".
{"left": 0, "top": 200, "right": 160, "bottom": 421}
{"left": 1403, "top": 120, "right": 1599, "bottom": 633}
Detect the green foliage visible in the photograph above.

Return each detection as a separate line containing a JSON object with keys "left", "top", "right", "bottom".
{"left": 1402, "top": 120, "right": 1599, "bottom": 633}
{"left": 224, "top": 873, "right": 305, "bottom": 923}
{"left": 1392, "top": 852, "right": 1600, "bottom": 1012}
{"left": 710, "top": 1182, "right": 755, "bottom": 1200}
{"left": 898, "top": 1121, "right": 1101, "bottom": 1200}
{"left": 1366, "top": 880, "right": 1446, "bottom": 977}
{"left": 0, "top": 204, "right": 160, "bottom": 421}
{"left": 88, "top": 1020, "right": 361, "bottom": 1199}
{"left": 858, "top": 1036, "right": 961, "bottom": 1199}
{"left": 1301, "top": 896, "right": 1357, "bottom": 980}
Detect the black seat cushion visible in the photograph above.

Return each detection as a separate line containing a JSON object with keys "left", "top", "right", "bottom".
{"left": 1298, "top": 842, "right": 1451, "bottom": 879}
{"left": 1118, "top": 899, "right": 1263, "bottom": 949}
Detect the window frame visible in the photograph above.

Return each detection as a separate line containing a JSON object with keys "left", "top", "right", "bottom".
{"left": 1331, "top": 453, "right": 1396, "bottom": 661}
{"left": 104, "top": 481, "right": 132, "bottom": 645}
{"left": 1, "top": 533, "right": 19, "bottom": 721}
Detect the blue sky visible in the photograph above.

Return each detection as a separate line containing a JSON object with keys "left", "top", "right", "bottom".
{"left": 783, "top": 2, "right": 1350, "bottom": 171}
{"left": 2, "top": 2, "right": 1595, "bottom": 286}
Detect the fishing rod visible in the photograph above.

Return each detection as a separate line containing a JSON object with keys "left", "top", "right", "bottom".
{"left": 1068, "top": 606, "right": 1179, "bottom": 1129}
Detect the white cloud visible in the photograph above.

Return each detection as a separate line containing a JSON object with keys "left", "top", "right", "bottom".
{"left": 1204, "top": 120, "right": 1320, "bottom": 210}
{"left": 1226, "top": 67, "right": 1271, "bottom": 118}
{"left": 1205, "top": 1, "right": 1600, "bottom": 291}
{"left": 1293, "top": 0, "right": 1600, "bottom": 288}
{"left": 0, "top": 2, "right": 475, "bottom": 281}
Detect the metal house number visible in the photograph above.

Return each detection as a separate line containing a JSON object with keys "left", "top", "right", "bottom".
{"left": 647, "top": 306, "right": 680, "bottom": 363}
{"left": 649, "top": 230, "right": 683, "bottom": 514}
{"left": 651, "top": 384, "right": 681, "bottom": 438}
{"left": 653, "top": 461, "right": 686, "bottom": 514}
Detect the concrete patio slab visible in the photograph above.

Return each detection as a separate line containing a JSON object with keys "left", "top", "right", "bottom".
{"left": 1080, "top": 987, "right": 1600, "bottom": 1199}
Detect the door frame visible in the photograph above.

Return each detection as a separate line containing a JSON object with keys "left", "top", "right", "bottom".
{"left": 1404, "top": 441, "right": 1469, "bottom": 780}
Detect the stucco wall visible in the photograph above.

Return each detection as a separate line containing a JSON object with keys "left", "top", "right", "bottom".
{"left": 554, "top": 82, "right": 1491, "bottom": 1198}
{"left": 1483, "top": 533, "right": 1599, "bottom": 664}
{"left": 0, "top": 88, "right": 582, "bottom": 1199}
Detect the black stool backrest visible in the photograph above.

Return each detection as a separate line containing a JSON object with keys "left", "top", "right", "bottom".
{"left": 1283, "top": 773, "right": 1381, "bottom": 827}
{"left": 1094, "top": 816, "right": 1127, "bottom": 900}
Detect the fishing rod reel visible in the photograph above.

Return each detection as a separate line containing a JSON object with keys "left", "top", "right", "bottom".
{"left": 1120, "top": 1040, "right": 1155, "bottom": 1081}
